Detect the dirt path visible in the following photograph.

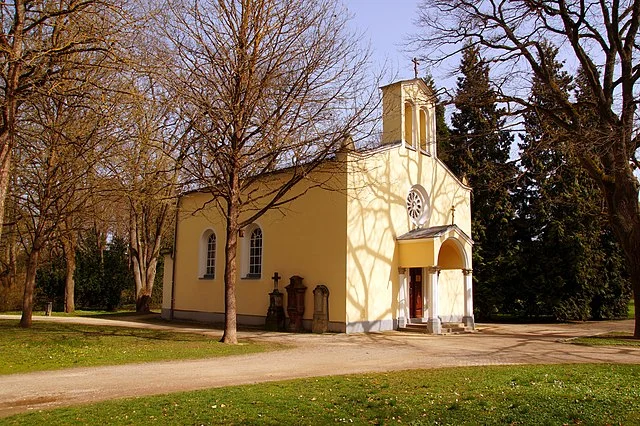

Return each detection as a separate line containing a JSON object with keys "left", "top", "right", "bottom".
{"left": 0, "top": 315, "right": 637, "bottom": 418}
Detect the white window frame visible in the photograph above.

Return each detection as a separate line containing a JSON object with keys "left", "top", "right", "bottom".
{"left": 241, "top": 223, "right": 263, "bottom": 279}
{"left": 199, "top": 229, "right": 216, "bottom": 279}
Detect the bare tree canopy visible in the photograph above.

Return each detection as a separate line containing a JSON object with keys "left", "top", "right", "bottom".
{"left": 156, "top": 0, "right": 378, "bottom": 343}
{"left": 414, "top": 0, "right": 640, "bottom": 337}
{"left": 0, "top": 0, "right": 133, "bottom": 246}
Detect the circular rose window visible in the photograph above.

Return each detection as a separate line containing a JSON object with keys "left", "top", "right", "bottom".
{"left": 406, "top": 185, "right": 430, "bottom": 227}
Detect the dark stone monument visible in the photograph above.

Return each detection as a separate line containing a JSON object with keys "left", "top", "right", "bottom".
{"left": 285, "top": 275, "right": 307, "bottom": 332}
{"left": 265, "top": 272, "right": 286, "bottom": 331}
{"left": 312, "top": 285, "right": 330, "bottom": 333}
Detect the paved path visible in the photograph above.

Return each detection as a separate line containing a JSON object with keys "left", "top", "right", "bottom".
{"left": 0, "top": 315, "right": 638, "bottom": 418}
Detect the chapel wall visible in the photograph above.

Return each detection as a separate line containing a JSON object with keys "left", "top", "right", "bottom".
{"left": 171, "top": 163, "right": 348, "bottom": 325}
{"left": 345, "top": 141, "right": 471, "bottom": 331}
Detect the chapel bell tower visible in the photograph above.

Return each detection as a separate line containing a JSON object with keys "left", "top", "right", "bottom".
{"left": 380, "top": 79, "right": 437, "bottom": 157}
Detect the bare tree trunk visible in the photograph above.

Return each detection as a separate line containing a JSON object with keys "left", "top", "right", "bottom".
{"left": 603, "top": 170, "right": 640, "bottom": 338}
{"left": 135, "top": 292, "right": 152, "bottom": 312}
{"left": 0, "top": 0, "right": 24, "bottom": 244}
{"left": 134, "top": 264, "right": 158, "bottom": 312}
{"left": 221, "top": 199, "right": 240, "bottom": 344}
{"left": 130, "top": 206, "right": 165, "bottom": 313}
{"left": 0, "top": 137, "right": 12, "bottom": 244}
{"left": 132, "top": 253, "right": 157, "bottom": 312}
{"left": 19, "top": 248, "right": 39, "bottom": 328}
{"left": 631, "top": 265, "right": 640, "bottom": 339}
{"left": 8, "top": 231, "right": 16, "bottom": 288}
{"left": 62, "top": 233, "right": 77, "bottom": 313}
{"left": 138, "top": 257, "right": 158, "bottom": 312}
{"left": 618, "top": 233, "right": 640, "bottom": 338}
{"left": 1, "top": 217, "right": 17, "bottom": 289}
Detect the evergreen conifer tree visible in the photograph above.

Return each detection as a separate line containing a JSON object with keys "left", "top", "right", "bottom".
{"left": 514, "top": 43, "right": 630, "bottom": 320}
{"left": 447, "top": 43, "right": 516, "bottom": 319}
{"left": 422, "top": 76, "right": 451, "bottom": 162}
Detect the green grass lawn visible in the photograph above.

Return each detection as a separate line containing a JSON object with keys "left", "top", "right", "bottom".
{"left": 0, "top": 320, "right": 281, "bottom": 375}
{"left": 630, "top": 298, "right": 636, "bottom": 319}
{"left": 572, "top": 332, "right": 640, "bottom": 347}
{"left": 1, "top": 309, "right": 148, "bottom": 317}
{"left": 2, "top": 364, "right": 638, "bottom": 425}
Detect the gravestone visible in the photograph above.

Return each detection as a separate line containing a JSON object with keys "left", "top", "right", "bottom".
{"left": 312, "top": 285, "right": 330, "bottom": 333}
{"left": 285, "top": 275, "right": 306, "bottom": 332}
{"left": 265, "top": 272, "right": 286, "bottom": 331}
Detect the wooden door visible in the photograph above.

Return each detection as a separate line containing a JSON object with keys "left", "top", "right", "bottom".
{"left": 409, "top": 268, "right": 423, "bottom": 318}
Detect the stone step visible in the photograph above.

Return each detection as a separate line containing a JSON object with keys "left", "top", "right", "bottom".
{"left": 399, "top": 322, "right": 474, "bottom": 334}
{"left": 402, "top": 323, "right": 430, "bottom": 333}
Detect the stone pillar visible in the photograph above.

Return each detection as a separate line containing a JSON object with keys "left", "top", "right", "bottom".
{"left": 427, "top": 266, "right": 441, "bottom": 334}
{"left": 397, "top": 268, "right": 408, "bottom": 327}
{"left": 462, "top": 268, "right": 475, "bottom": 329}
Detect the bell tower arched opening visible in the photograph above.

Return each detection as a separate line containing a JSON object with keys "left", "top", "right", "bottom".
{"left": 419, "top": 109, "right": 428, "bottom": 152}
{"left": 404, "top": 102, "right": 414, "bottom": 148}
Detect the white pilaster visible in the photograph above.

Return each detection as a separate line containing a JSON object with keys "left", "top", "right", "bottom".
{"left": 398, "top": 268, "right": 409, "bottom": 328}
{"left": 421, "top": 267, "right": 428, "bottom": 322}
{"left": 462, "top": 268, "right": 475, "bottom": 329}
{"left": 161, "top": 253, "right": 174, "bottom": 320}
{"left": 427, "top": 266, "right": 441, "bottom": 334}
{"left": 412, "top": 103, "right": 419, "bottom": 149}
{"left": 431, "top": 104, "right": 437, "bottom": 157}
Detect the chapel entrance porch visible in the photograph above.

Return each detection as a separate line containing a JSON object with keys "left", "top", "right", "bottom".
{"left": 396, "top": 225, "right": 475, "bottom": 334}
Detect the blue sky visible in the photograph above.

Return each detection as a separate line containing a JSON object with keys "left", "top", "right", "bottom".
{"left": 344, "top": 0, "right": 422, "bottom": 83}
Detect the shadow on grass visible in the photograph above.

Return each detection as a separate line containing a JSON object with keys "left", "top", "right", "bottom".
{"left": 0, "top": 320, "right": 218, "bottom": 343}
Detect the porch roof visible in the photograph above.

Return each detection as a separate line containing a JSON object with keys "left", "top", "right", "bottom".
{"left": 396, "top": 224, "right": 473, "bottom": 245}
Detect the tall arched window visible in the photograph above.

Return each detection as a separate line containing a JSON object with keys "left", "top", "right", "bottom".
{"left": 419, "top": 109, "right": 428, "bottom": 152}
{"left": 199, "top": 229, "right": 216, "bottom": 279}
{"left": 404, "top": 102, "right": 414, "bottom": 148}
{"left": 205, "top": 233, "right": 216, "bottom": 278}
{"left": 249, "top": 227, "right": 263, "bottom": 277}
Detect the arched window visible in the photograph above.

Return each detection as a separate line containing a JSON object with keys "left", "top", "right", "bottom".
{"left": 249, "top": 227, "right": 263, "bottom": 277}
{"left": 205, "top": 233, "right": 216, "bottom": 278}
{"left": 404, "top": 102, "right": 414, "bottom": 148}
{"left": 419, "top": 109, "right": 428, "bottom": 152}
{"left": 199, "top": 229, "right": 216, "bottom": 279}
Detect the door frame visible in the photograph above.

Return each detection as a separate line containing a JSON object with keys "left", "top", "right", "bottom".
{"left": 409, "top": 267, "right": 424, "bottom": 320}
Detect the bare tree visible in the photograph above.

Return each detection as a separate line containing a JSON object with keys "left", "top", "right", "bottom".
{"left": 114, "top": 78, "right": 182, "bottom": 313}
{"left": 59, "top": 214, "right": 78, "bottom": 313}
{"left": 158, "top": 0, "right": 378, "bottom": 343}
{"left": 0, "top": 174, "right": 18, "bottom": 289}
{"left": 14, "top": 75, "right": 117, "bottom": 327}
{"left": 414, "top": 0, "right": 640, "bottom": 336}
{"left": 0, "top": 0, "right": 130, "bottom": 244}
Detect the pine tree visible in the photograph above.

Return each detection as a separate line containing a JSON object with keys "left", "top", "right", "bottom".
{"left": 447, "top": 43, "right": 516, "bottom": 319}
{"left": 513, "top": 43, "right": 630, "bottom": 320}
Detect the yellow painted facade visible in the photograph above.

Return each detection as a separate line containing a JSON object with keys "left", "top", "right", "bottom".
{"left": 166, "top": 165, "right": 348, "bottom": 326}
{"left": 163, "top": 79, "right": 475, "bottom": 333}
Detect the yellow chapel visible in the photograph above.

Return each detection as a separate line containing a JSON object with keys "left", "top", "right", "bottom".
{"left": 162, "top": 78, "right": 474, "bottom": 334}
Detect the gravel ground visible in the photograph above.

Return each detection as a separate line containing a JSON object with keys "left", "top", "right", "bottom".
{"left": 0, "top": 314, "right": 637, "bottom": 418}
